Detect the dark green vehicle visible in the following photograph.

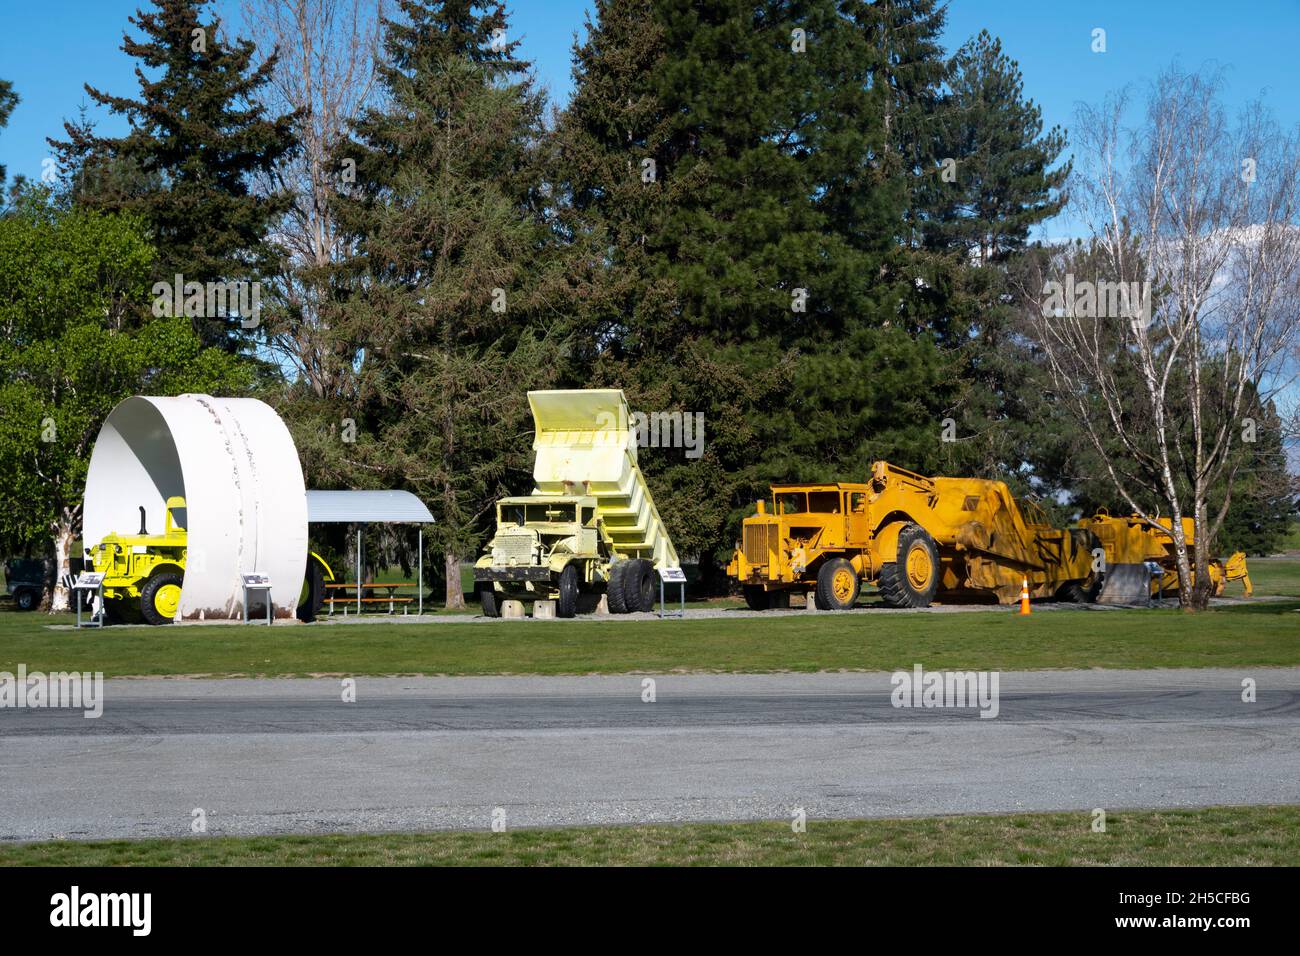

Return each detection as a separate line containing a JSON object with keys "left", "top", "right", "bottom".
{"left": 4, "top": 558, "right": 46, "bottom": 611}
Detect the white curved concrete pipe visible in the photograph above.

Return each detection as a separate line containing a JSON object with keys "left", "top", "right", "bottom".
{"left": 83, "top": 395, "right": 307, "bottom": 621}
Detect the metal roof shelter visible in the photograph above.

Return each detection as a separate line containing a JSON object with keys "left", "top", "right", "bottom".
{"left": 306, "top": 490, "right": 434, "bottom": 524}
{"left": 305, "top": 490, "right": 435, "bottom": 616}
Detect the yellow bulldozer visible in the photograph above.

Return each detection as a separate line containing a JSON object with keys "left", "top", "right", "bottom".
{"left": 728, "top": 461, "right": 1099, "bottom": 610}
{"left": 1076, "top": 511, "right": 1252, "bottom": 603}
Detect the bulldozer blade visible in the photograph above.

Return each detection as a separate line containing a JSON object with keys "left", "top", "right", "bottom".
{"left": 1097, "top": 563, "right": 1152, "bottom": 606}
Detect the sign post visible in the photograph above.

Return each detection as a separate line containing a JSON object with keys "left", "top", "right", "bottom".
{"left": 241, "top": 573, "right": 273, "bottom": 625}
{"left": 657, "top": 566, "right": 687, "bottom": 619}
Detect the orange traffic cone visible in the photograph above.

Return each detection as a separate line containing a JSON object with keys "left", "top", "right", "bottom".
{"left": 1018, "top": 577, "right": 1031, "bottom": 615}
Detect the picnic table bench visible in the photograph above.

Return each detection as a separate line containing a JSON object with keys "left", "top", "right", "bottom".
{"left": 325, "top": 582, "right": 419, "bottom": 615}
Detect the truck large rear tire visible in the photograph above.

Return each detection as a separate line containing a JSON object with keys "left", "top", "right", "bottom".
{"left": 815, "top": 558, "right": 859, "bottom": 610}
{"left": 878, "top": 524, "right": 940, "bottom": 609}
{"left": 607, "top": 560, "right": 631, "bottom": 614}
{"left": 627, "top": 559, "right": 656, "bottom": 612}
{"left": 557, "top": 564, "right": 579, "bottom": 618}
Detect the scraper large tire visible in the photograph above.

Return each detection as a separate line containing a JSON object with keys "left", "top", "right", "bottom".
{"left": 878, "top": 524, "right": 939, "bottom": 609}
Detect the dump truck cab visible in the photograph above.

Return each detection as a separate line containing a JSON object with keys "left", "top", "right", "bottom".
{"left": 87, "top": 496, "right": 188, "bottom": 625}
{"left": 482, "top": 494, "right": 607, "bottom": 579}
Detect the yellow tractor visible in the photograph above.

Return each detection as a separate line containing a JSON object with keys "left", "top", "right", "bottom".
{"left": 87, "top": 496, "right": 189, "bottom": 625}
{"left": 86, "top": 496, "right": 335, "bottom": 624}
{"left": 1076, "top": 511, "right": 1252, "bottom": 602}
{"left": 728, "top": 461, "right": 1099, "bottom": 609}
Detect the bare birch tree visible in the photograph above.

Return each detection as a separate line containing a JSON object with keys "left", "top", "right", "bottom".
{"left": 237, "top": 0, "right": 385, "bottom": 398}
{"left": 1024, "top": 65, "right": 1300, "bottom": 609}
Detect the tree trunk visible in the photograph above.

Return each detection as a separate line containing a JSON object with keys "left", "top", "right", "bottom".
{"left": 444, "top": 551, "right": 465, "bottom": 610}
{"left": 49, "top": 520, "right": 75, "bottom": 613}
{"left": 1190, "top": 498, "right": 1213, "bottom": 611}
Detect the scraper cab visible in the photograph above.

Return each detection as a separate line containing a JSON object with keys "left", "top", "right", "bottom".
{"left": 86, "top": 496, "right": 188, "bottom": 625}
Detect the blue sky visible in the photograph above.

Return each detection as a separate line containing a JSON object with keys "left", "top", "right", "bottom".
{"left": 3, "top": 0, "right": 1298, "bottom": 195}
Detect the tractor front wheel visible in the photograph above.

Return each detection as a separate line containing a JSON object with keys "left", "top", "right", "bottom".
{"left": 140, "top": 572, "right": 183, "bottom": 625}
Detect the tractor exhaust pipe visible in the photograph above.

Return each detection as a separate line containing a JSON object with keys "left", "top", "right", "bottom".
{"left": 138, "top": 506, "right": 147, "bottom": 535}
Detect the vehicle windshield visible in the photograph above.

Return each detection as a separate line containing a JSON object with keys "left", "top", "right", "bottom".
{"left": 502, "top": 502, "right": 577, "bottom": 525}
{"left": 774, "top": 491, "right": 840, "bottom": 514}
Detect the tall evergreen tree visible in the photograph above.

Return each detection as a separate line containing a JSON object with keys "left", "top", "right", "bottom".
{"left": 331, "top": 0, "right": 563, "bottom": 607}
{"left": 0, "top": 79, "right": 18, "bottom": 191}
{"left": 556, "top": 0, "right": 974, "bottom": 582}
{"left": 49, "top": 0, "right": 296, "bottom": 347}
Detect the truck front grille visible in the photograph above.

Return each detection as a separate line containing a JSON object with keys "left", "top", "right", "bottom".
{"left": 493, "top": 533, "right": 538, "bottom": 564}
{"left": 743, "top": 523, "right": 776, "bottom": 566}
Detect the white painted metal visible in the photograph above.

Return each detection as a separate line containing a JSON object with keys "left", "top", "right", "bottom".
{"left": 305, "top": 490, "right": 434, "bottom": 524}
{"left": 84, "top": 395, "right": 308, "bottom": 621}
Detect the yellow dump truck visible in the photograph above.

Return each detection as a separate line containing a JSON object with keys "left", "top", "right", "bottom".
{"left": 1076, "top": 511, "right": 1252, "bottom": 603}
{"left": 474, "top": 390, "right": 680, "bottom": 617}
{"left": 728, "top": 461, "right": 1099, "bottom": 610}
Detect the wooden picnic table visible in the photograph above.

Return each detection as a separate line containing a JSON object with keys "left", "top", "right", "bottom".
{"left": 325, "top": 582, "right": 420, "bottom": 615}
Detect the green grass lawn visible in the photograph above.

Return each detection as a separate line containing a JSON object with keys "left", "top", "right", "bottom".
{"left": 3, "top": 805, "right": 1296, "bottom": 866}
{"left": 1, "top": 596, "right": 1297, "bottom": 677}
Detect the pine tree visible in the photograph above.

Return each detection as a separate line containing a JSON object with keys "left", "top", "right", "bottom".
{"left": 49, "top": 0, "right": 296, "bottom": 346}
{"left": 0, "top": 80, "right": 18, "bottom": 190}
{"left": 331, "top": 0, "right": 562, "bottom": 608}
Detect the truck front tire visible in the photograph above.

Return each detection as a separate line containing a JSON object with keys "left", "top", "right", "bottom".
{"left": 557, "top": 565, "right": 579, "bottom": 618}
{"left": 815, "top": 558, "right": 860, "bottom": 610}
{"left": 13, "top": 587, "right": 38, "bottom": 611}
{"left": 479, "top": 584, "right": 501, "bottom": 618}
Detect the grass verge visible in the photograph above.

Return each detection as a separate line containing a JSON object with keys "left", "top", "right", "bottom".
{"left": 3, "top": 806, "right": 1297, "bottom": 866}
{"left": 2, "top": 598, "right": 1298, "bottom": 677}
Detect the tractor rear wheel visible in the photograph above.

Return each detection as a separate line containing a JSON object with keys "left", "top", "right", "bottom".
{"left": 478, "top": 583, "right": 501, "bottom": 618}
{"left": 815, "top": 558, "right": 859, "bottom": 611}
{"left": 140, "top": 572, "right": 183, "bottom": 625}
{"left": 607, "top": 560, "right": 632, "bottom": 614}
{"left": 743, "top": 585, "right": 772, "bottom": 611}
{"left": 878, "top": 524, "right": 940, "bottom": 608}
{"left": 296, "top": 558, "right": 325, "bottom": 622}
{"left": 557, "top": 564, "right": 579, "bottom": 618}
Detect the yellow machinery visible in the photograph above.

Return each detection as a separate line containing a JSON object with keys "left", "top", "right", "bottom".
{"left": 87, "top": 495, "right": 334, "bottom": 625}
{"left": 728, "top": 461, "right": 1098, "bottom": 610}
{"left": 1077, "top": 512, "right": 1252, "bottom": 602}
{"left": 475, "top": 390, "right": 680, "bottom": 617}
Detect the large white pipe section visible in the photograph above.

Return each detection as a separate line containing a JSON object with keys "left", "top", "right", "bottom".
{"left": 83, "top": 395, "right": 307, "bottom": 621}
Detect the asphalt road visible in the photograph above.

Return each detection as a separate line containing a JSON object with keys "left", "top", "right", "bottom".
{"left": 2, "top": 670, "right": 1298, "bottom": 841}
